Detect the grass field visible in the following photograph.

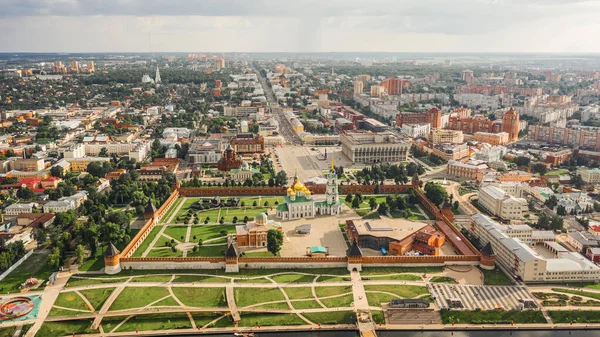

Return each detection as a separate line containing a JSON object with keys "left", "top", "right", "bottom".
{"left": 37, "top": 320, "right": 94, "bottom": 337}
{"left": 172, "top": 287, "right": 227, "bottom": 307}
{"left": 235, "top": 287, "right": 286, "bottom": 307}
{"left": 440, "top": 310, "right": 547, "bottom": 324}
{"left": 145, "top": 247, "right": 184, "bottom": 257}
{"left": 320, "top": 294, "right": 354, "bottom": 308}
{"left": 53, "top": 292, "right": 91, "bottom": 311}
{"left": 131, "top": 226, "right": 163, "bottom": 258}
{"left": 187, "top": 244, "right": 228, "bottom": 257}
{"left": 291, "top": 300, "right": 322, "bottom": 309}
{"left": 303, "top": 311, "right": 355, "bottom": 325}
{"left": 430, "top": 276, "right": 458, "bottom": 284}
{"left": 238, "top": 313, "right": 306, "bottom": 327}
{"left": 361, "top": 267, "right": 442, "bottom": 275}
{"left": 315, "top": 286, "right": 353, "bottom": 298}
{"left": 362, "top": 274, "right": 422, "bottom": 281}
{"left": 80, "top": 236, "right": 138, "bottom": 272}
{"left": 283, "top": 287, "right": 315, "bottom": 300}
{"left": 102, "top": 313, "right": 192, "bottom": 333}
{"left": 0, "top": 253, "right": 55, "bottom": 294}
{"left": 271, "top": 274, "right": 316, "bottom": 283}
{"left": 130, "top": 275, "right": 173, "bottom": 283}
{"left": 160, "top": 197, "right": 184, "bottom": 223}
{"left": 364, "top": 285, "right": 428, "bottom": 298}
{"left": 480, "top": 267, "right": 513, "bottom": 285}
{"left": 109, "top": 287, "right": 170, "bottom": 311}
{"left": 549, "top": 310, "right": 600, "bottom": 323}
{"left": 552, "top": 288, "right": 600, "bottom": 301}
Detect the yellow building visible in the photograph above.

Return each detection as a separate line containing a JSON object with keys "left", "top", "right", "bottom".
{"left": 66, "top": 157, "right": 111, "bottom": 172}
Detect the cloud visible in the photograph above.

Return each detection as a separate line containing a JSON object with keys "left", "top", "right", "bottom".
{"left": 0, "top": 0, "right": 600, "bottom": 52}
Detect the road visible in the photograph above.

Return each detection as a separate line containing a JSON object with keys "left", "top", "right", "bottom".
{"left": 252, "top": 62, "right": 300, "bottom": 144}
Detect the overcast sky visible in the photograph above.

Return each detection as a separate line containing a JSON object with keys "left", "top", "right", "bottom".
{"left": 1, "top": 0, "right": 599, "bottom": 53}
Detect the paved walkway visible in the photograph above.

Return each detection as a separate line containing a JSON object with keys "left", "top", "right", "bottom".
{"left": 165, "top": 197, "right": 187, "bottom": 224}
{"left": 24, "top": 271, "right": 70, "bottom": 337}
{"left": 91, "top": 285, "right": 125, "bottom": 329}
{"left": 225, "top": 284, "right": 241, "bottom": 323}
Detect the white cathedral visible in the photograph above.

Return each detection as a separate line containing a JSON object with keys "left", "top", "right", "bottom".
{"left": 276, "top": 160, "right": 342, "bottom": 220}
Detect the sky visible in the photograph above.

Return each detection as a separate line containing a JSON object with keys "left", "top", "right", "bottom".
{"left": 1, "top": 0, "right": 600, "bottom": 53}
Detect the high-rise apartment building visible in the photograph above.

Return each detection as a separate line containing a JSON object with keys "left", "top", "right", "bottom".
{"left": 353, "top": 81, "right": 364, "bottom": 95}
{"left": 86, "top": 61, "right": 95, "bottom": 73}
{"left": 381, "top": 78, "right": 408, "bottom": 95}
{"left": 461, "top": 69, "right": 474, "bottom": 84}
{"left": 70, "top": 61, "right": 79, "bottom": 73}
{"left": 370, "top": 85, "right": 385, "bottom": 97}
{"left": 395, "top": 107, "right": 442, "bottom": 129}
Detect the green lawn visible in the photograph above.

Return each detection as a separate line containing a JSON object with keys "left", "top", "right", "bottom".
{"left": 291, "top": 300, "right": 322, "bottom": 309}
{"left": 151, "top": 296, "right": 180, "bottom": 307}
{"left": 79, "top": 237, "right": 138, "bottom": 272}
{"left": 53, "top": 292, "right": 91, "bottom": 311}
{"left": 173, "top": 197, "right": 202, "bottom": 220}
{"left": 145, "top": 247, "right": 184, "bottom": 257}
{"left": 440, "top": 310, "right": 547, "bottom": 324}
{"left": 0, "top": 252, "right": 55, "bottom": 294}
{"left": 235, "top": 287, "right": 286, "bottom": 307}
{"left": 315, "top": 286, "right": 352, "bottom": 298}
{"left": 238, "top": 313, "right": 306, "bottom": 327}
{"left": 193, "top": 313, "right": 226, "bottom": 328}
{"left": 372, "top": 310, "right": 385, "bottom": 324}
{"left": 172, "top": 287, "right": 227, "bottom": 307}
{"left": 365, "top": 292, "right": 400, "bottom": 307}
{"left": 430, "top": 276, "right": 458, "bottom": 284}
{"left": 552, "top": 288, "right": 600, "bottom": 301}
{"left": 549, "top": 310, "right": 600, "bottom": 323}
{"left": 37, "top": 320, "right": 94, "bottom": 337}
{"left": 102, "top": 313, "right": 192, "bottom": 333}
{"left": 364, "top": 285, "right": 428, "bottom": 298}
{"left": 66, "top": 276, "right": 127, "bottom": 288}
{"left": 362, "top": 274, "right": 422, "bottom": 281}
{"left": 361, "top": 267, "right": 443, "bottom": 275}
{"left": 189, "top": 225, "right": 237, "bottom": 241}
{"left": 131, "top": 275, "right": 173, "bottom": 283}
{"left": 131, "top": 226, "right": 163, "bottom": 257}
{"left": 480, "top": 267, "right": 513, "bottom": 285}
{"left": 187, "top": 244, "right": 228, "bottom": 257}
{"left": 320, "top": 293, "right": 354, "bottom": 308}
{"left": 163, "top": 226, "right": 189, "bottom": 242}
{"left": 172, "top": 275, "right": 230, "bottom": 283}
{"left": 545, "top": 169, "right": 570, "bottom": 176}
{"left": 109, "top": 287, "right": 171, "bottom": 311}
{"left": 303, "top": 311, "right": 355, "bottom": 325}
{"left": 283, "top": 287, "right": 315, "bottom": 300}
{"left": 271, "top": 274, "right": 316, "bottom": 283}
{"left": 160, "top": 197, "right": 185, "bottom": 223}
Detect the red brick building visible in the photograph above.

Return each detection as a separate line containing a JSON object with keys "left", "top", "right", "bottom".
{"left": 395, "top": 107, "right": 442, "bottom": 129}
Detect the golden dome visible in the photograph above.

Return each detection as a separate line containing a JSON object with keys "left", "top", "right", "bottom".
{"left": 290, "top": 191, "right": 296, "bottom": 197}
{"left": 305, "top": 190, "right": 311, "bottom": 196}
{"left": 293, "top": 181, "right": 304, "bottom": 191}
{"left": 287, "top": 187, "right": 293, "bottom": 192}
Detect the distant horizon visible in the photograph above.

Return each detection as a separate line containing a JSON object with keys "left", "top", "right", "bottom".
{"left": 2, "top": 51, "right": 600, "bottom": 56}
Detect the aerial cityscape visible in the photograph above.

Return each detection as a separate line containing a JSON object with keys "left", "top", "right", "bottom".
{"left": 3, "top": 1, "right": 600, "bottom": 337}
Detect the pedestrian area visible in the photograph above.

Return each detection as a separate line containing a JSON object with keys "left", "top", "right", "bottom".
{"left": 428, "top": 284, "right": 536, "bottom": 310}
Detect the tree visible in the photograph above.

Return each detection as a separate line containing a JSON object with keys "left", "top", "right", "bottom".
{"left": 33, "top": 228, "right": 46, "bottom": 247}
{"left": 253, "top": 201, "right": 258, "bottom": 207}
{"left": 274, "top": 171, "right": 288, "bottom": 187}
{"left": 16, "top": 187, "right": 35, "bottom": 200}
{"left": 50, "top": 166, "right": 64, "bottom": 178}
{"left": 513, "top": 156, "right": 531, "bottom": 167}
{"left": 232, "top": 216, "right": 238, "bottom": 224}
{"left": 49, "top": 246, "right": 62, "bottom": 268}
{"left": 377, "top": 202, "right": 389, "bottom": 215}
{"left": 571, "top": 174, "right": 584, "bottom": 189}
{"left": 424, "top": 182, "right": 448, "bottom": 206}
{"left": 545, "top": 195, "right": 558, "bottom": 209}
{"left": 532, "top": 163, "right": 548, "bottom": 176}
{"left": 75, "top": 244, "right": 86, "bottom": 265}
{"left": 369, "top": 197, "right": 377, "bottom": 210}
{"left": 453, "top": 201, "right": 459, "bottom": 210}
{"left": 550, "top": 215, "right": 564, "bottom": 231}
{"left": 264, "top": 201, "right": 269, "bottom": 207}
{"left": 537, "top": 214, "right": 550, "bottom": 230}
{"left": 351, "top": 197, "right": 361, "bottom": 209}
{"left": 267, "top": 229, "right": 284, "bottom": 256}
{"left": 198, "top": 239, "right": 204, "bottom": 246}
{"left": 345, "top": 194, "right": 353, "bottom": 203}
{"left": 556, "top": 205, "right": 567, "bottom": 216}
{"left": 99, "top": 147, "right": 109, "bottom": 157}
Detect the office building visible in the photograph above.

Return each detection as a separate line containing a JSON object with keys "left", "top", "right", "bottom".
{"left": 400, "top": 123, "right": 430, "bottom": 139}
{"left": 478, "top": 185, "right": 527, "bottom": 220}
{"left": 578, "top": 168, "right": 600, "bottom": 183}
{"left": 470, "top": 213, "right": 600, "bottom": 283}
{"left": 430, "top": 129, "right": 464, "bottom": 144}
{"left": 395, "top": 107, "right": 442, "bottom": 129}
{"left": 447, "top": 160, "right": 487, "bottom": 180}
{"left": 474, "top": 132, "right": 510, "bottom": 145}
{"left": 340, "top": 131, "right": 409, "bottom": 164}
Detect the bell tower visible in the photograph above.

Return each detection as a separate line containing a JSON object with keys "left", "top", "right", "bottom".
{"left": 326, "top": 158, "right": 338, "bottom": 206}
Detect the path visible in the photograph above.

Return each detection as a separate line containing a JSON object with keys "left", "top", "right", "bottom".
{"left": 183, "top": 220, "right": 192, "bottom": 257}
{"left": 91, "top": 285, "right": 125, "bottom": 330}
{"left": 141, "top": 225, "right": 168, "bottom": 258}
{"left": 23, "top": 271, "right": 70, "bottom": 337}
{"left": 166, "top": 197, "right": 187, "bottom": 224}
{"left": 225, "top": 284, "right": 241, "bottom": 324}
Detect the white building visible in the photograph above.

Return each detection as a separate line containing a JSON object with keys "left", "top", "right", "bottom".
{"left": 400, "top": 123, "right": 431, "bottom": 139}
{"left": 43, "top": 191, "right": 88, "bottom": 213}
{"left": 471, "top": 213, "right": 600, "bottom": 283}
{"left": 475, "top": 145, "right": 507, "bottom": 163}
{"left": 578, "top": 168, "right": 600, "bottom": 184}
{"left": 340, "top": 131, "right": 410, "bottom": 164}
{"left": 554, "top": 192, "right": 593, "bottom": 214}
{"left": 63, "top": 143, "right": 85, "bottom": 159}
{"left": 455, "top": 93, "right": 500, "bottom": 110}
{"left": 478, "top": 185, "right": 527, "bottom": 220}
{"left": 5, "top": 203, "right": 38, "bottom": 216}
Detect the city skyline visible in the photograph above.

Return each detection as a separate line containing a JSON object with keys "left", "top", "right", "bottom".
{"left": 1, "top": 0, "right": 600, "bottom": 53}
